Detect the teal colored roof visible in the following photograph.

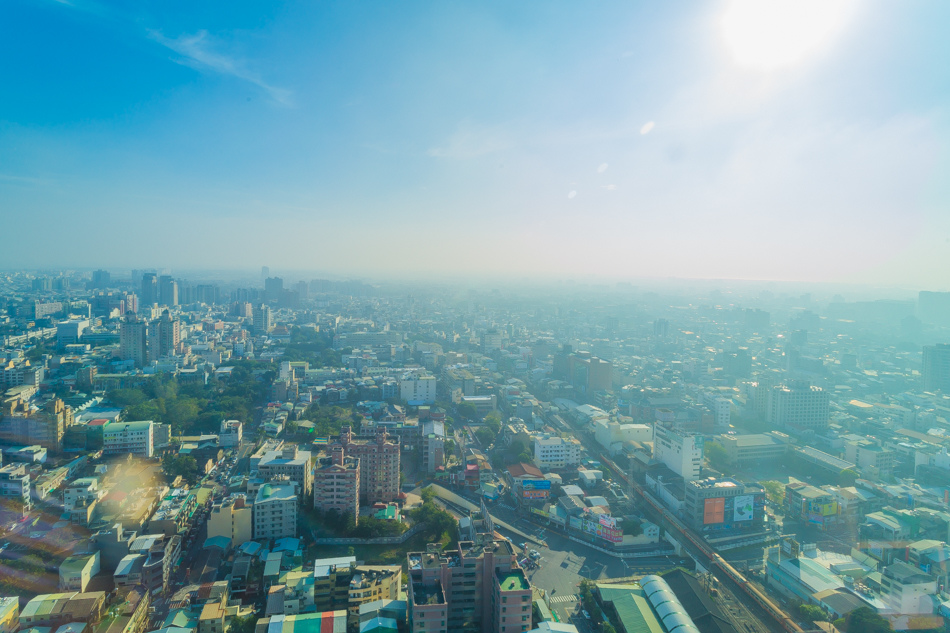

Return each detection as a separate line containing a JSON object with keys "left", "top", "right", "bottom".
{"left": 597, "top": 585, "right": 664, "bottom": 633}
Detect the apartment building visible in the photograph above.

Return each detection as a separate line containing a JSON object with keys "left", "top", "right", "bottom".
{"left": 114, "top": 533, "right": 182, "bottom": 594}
{"left": 0, "top": 463, "right": 32, "bottom": 518}
{"left": 340, "top": 426, "right": 400, "bottom": 505}
{"left": 256, "top": 445, "right": 313, "bottom": 501}
{"left": 313, "top": 445, "right": 360, "bottom": 524}
{"left": 254, "top": 481, "right": 298, "bottom": 540}
{"left": 844, "top": 439, "right": 895, "bottom": 479}
{"left": 347, "top": 565, "right": 401, "bottom": 618}
{"left": 533, "top": 436, "right": 580, "bottom": 470}
{"left": 59, "top": 552, "right": 100, "bottom": 592}
{"left": 408, "top": 534, "right": 533, "bottom": 633}
{"left": 768, "top": 381, "right": 830, "bottom": 432}
{"left": 219, "top": 419, "right": 243, "bottom": 448}
{"left": 401, "top": 373, "right": 437, "bottom": 405}
{"left": 103, "top": 421, "right": 154, "bottom": 458}
{"left": 207, "top": 496, "right": 253, "bottom": 547}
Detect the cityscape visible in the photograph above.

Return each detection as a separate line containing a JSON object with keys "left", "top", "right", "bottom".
{"left": 3, "top": 1, "right": 950, "bottom": 633}
{"left": 0, "top": 271, "right": 949, "bottom": 633}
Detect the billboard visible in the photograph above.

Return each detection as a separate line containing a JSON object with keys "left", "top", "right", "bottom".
{"left": 733, "top": 495, "right": 754, "bottom": 522}
{"left": 523, "top": 489, "right": 549, "bottom": 499}
{"left": 582, "top": 519, "right": 623, "bottom": 543}
{"left": 522, "top": 479, "right": 551, "bottom": 491}
{"left": 598, "top": 514, "right": 618, "bottom": 529}
{"left": 703, "top": 497, "right": 725, "bottom": 525}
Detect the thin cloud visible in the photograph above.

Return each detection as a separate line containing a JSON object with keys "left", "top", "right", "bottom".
{"left": 427, "top": 123, "right": 513, "bottom": 159}
{"left": 148, "top": 29, "right": 293, "bottom": 106}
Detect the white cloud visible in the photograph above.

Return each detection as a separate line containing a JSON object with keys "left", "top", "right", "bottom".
{"left": 148, "top": 30, "right": 294, "bottom": 106}
{"left": 567, "top": 190, "right": 577, "bottom": 199}
{"left": 597, "top": 163, "right": 608, "bottom": 173}
{"left": 640, "top": 121, "right": 655, "bottom": 135}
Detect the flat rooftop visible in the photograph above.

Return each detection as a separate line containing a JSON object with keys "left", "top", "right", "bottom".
{"left": 497, "top": 570, "right": 529, "bottom": 592}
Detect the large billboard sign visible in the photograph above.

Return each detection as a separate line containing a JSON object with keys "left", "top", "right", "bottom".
{"left": 733, "top": 495, "right": 754, "bottom": 522}
{"left": 703, "top": 497, "right": 725, "bottom": 525}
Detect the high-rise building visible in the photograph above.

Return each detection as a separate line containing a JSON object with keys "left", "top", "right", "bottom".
{"left": 158, "top": 276, "right": 178, "bottom": 306}
{"left": 313, "top": 445, "right": 360, "bottom": 523}
{"left": 653, "top": 422, "right": 704, "bottom": 481}
{"left": 919, "top": 291, "right": 950, "bottom": 326}
{"left": 140, "top": 273, "right": 158, "bottom": 306}
{"left": 923, "top": 344, "right": 950, "bottom": 392}
{"left": 253, "top": 481, "right": 298, "bottom": 540}
{"left": 264, "top": 277, "right": 284, "bottom": 303}
{"left": 148, "top": 310, "right": 181, "bottom": 361}
{"left": 120, "top": 314, "right": 149, "bottom": 368}
{"left": 256, "top": 445, "right": 313, "bottom": 500}
{"left": 408, "top": 534, "right": 533, "bottom": 633}
{"left": 252, "top": 304, "right": 273, "bottom": 333}
{"left": 91, "top": 270, "right": 111, "bottom": 289}
{"left": 103, "top": 421, "right": 154, "bottom": 457}
{"left": 340, "top": 426, "right": 400, "bottom": 505}
{"left": 768, "top": 381, "right": 830, "bottom": 432}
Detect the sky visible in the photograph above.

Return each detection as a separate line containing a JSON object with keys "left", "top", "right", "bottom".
{"left": 2, "top": 1, "right": 949, "bottom": 286}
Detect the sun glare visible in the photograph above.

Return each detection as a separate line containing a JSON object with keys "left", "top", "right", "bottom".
{"left": 721, "top": 0, "right": 854, "bottom": 71}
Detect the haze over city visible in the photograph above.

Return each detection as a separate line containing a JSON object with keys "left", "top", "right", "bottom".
{"left": 2, "top": 1, "right": 949, "bottom": 285}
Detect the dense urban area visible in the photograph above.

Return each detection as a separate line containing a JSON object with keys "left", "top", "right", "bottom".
{"left": 1, "top": 269, "right": 950, "bottom": 633}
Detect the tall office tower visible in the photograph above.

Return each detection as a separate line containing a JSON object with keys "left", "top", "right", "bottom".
{"left": 91, "top": 270, "right": 111, "bottom": 289}
{"left": 768, "top": 380, "right": 830, "bottom": 433}
{"left": 125, "top": 293, "right": 139, "bottom": 314}
{"left": 158, "top": 275, "right": 178, "bottom": 306}
{"left": 141, "top": 273, "right": 158, "bottom": 306}
{"left": 264, "top": 277, "right": 284, "bottom": 303}
{"left": 119, "top": 313, "right": 149, "bottom": 368}
{"left": 261, "top": 265, "right": 270, "bottom": 279}
{"left": 920, "top": 292, "right": 950, "bottom": 327}
{"left": 148, "top": 310, "right": 182, "bottom": 361}
{"left": 252, "top": 304, "right": 273, "bottom": 333}
{"left": 923, "top": 344, "right": 950, "bottom": 392}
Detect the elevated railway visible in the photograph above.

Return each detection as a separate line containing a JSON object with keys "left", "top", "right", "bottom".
{"left": 598, "top": 453, "right": 802, "bottom": 633}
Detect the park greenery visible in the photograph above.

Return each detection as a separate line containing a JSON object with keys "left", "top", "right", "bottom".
{"left": 107, "top": 361, "right": 272, "bottom": 435}
{"left": 839, "top": 468, "right": 860, "bottom": 487}
{"left": 311, "top": 508, "right": 408, "bottom": 539}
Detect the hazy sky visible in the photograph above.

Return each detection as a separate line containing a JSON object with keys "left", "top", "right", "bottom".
{"left": 2, "top": 1, "right": 949, "bottom": 285}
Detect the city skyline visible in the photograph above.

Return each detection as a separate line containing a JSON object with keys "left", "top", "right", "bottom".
{"left": 2, "top": 1, "right": 949, "bottom": 284}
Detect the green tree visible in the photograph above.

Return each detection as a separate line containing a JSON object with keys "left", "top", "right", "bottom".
{"left": 444, "top": 439, "right": 457, "bottom": 457}
{"left": 621, "top": 518, "right": 643, "bottom": 537}
{"left": 761, "top": 480, "right": 786, "bottom": 508}
{"left": 484, "top": 411, "right": 503, "bottom": 434}
{"left": 838, "top": 468, "right": 860, "bottom": 487}
{"left": 458, "top": 403, "right": 477, "bottom": 420}
{"left": 704, "top": 443, "right": 730, "bottom": 471}
{"left": 162, "top": 454, "right": 199, "bottom": 484}
{"left": 229, "top": 615, "right": 258, "bottom": 633}
{"left": 843, "top": 607, "right": 892, "bottom": 633}
{"left": 798, "top": 604, "right": 827, "bottom": 623}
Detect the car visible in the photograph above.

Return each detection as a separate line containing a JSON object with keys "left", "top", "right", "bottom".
{"left": 582, "top": 610, "right": 591, "bottom": 620}
{"left": 529, "top": 550, "right": 540, "bottom": 559}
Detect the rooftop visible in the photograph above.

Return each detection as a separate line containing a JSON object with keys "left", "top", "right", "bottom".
{"left": 496, "top": 569, "right": 530, "bottom": 592}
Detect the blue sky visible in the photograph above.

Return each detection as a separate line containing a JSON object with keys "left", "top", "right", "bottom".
{"left": 2, "top": 1, "right": 949, "bottom": 284}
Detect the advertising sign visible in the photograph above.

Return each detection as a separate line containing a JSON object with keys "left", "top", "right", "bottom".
{"left": 703, "top": 497, "right": 725, "bottom": 525}
{"left": 582, "top": 519, "right": 623, "bottom": 543}
{"left": 523, "top": 489, "right": 549, "bottom": 499}
{"left": 598, "top": 514, "right": 618, "bottom": 529}
{"left": 522, "top": 479, "right": 551, "bottom": 491}
{"left": 733, "top": 495, "right": 754, "bottom": 522}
